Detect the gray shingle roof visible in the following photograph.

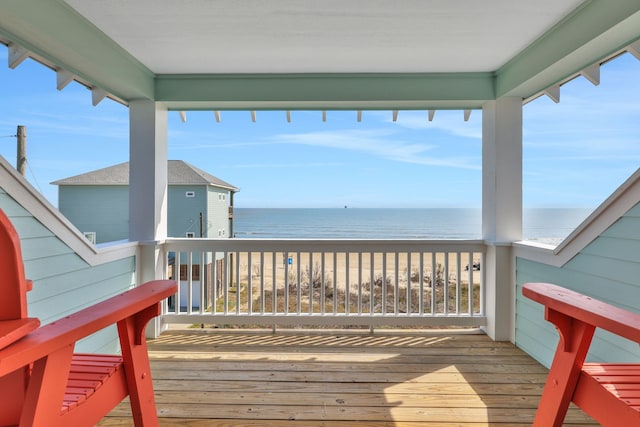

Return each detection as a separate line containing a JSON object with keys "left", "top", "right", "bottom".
{"left": 51, "top": 160, "right": 239, "bottom": 191}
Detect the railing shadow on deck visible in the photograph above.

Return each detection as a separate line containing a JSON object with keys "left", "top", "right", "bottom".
{"left": 99, "top": 329, "right": 598, "bottom": 426}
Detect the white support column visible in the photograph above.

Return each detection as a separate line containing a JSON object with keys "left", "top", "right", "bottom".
{"left": 129, "top": 100, "right": 169, "bottom": 337}
{"left": 482, "top": 97, "right": 522, "bottom": 342}
{"left": 129, "top": 100, "right": 168, "bottom": 245}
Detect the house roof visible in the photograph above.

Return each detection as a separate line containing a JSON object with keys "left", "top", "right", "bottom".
{"left": 52, "top": 160, "right": 239, "bottom": 192}
{"left": 1, "top": 1, "right": 639, "bottom": 111}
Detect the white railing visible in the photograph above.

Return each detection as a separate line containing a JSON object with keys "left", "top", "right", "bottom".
{"left": 160, "top": 239, "right": 486, "bottom": 328}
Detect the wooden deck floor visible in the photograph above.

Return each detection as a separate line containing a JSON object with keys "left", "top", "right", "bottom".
{"left": 99, "top": 329, "right": 597, "bottom": 426}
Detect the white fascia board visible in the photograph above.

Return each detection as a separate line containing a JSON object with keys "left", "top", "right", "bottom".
{"left": 514, "top": 168, "right": 640, "bottom": 268}
{"left": 0, "top": 156, "right": 138, "bottom": 266}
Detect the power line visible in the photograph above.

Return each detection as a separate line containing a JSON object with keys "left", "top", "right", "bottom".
{"left": 25, "top": 159, "right": 44, "bottom": 195}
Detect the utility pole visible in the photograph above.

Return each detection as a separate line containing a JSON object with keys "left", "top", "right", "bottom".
{"left": 16, "top": 125, "right": 26, "bottom": 176}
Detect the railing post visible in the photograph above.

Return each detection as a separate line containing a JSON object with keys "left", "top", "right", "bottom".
{"left": 483, "top": 243, "right": 514, "bottom": 341}
{"left": 139, "top": 241, "right": 166, "bottom": 338}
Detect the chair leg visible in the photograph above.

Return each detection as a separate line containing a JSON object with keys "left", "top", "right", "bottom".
{"left": 0, "top": 368, "right": 29, "bottom": 425}
{"left": 117, "top": 308, "right": 160, "bottom": 427}
{"left": 20, "top": 344, "right": 75, "bottom": 427}
{"left": 533, "top": 311, "right": 595, "bottom": 427}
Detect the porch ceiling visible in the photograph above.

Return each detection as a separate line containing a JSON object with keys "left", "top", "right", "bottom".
{"left": 64, "top": 0, "right": 583, "bottom": 75}
{"left": 1, "top": 1, "right": 640, "bottom": 110}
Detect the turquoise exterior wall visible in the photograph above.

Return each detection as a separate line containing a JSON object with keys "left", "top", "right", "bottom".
{"left": 0, "top": 188, "right": 136, "bottom": 354}
{"left": 167, "top": 185, "right": 208, "bottom": 237}
{"left": 208, "top": 187, "right": 231, "bottom": 237}
{"left": 58, "top": 184, "right": 232, "bottom": 240}
{"left": 516, "top": 202, "right": 640, "bottom": 367}
{"left": 58, "top": 185, "right": 129, "bottom": 243}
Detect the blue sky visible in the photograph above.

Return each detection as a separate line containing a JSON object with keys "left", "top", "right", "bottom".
{"left": 1, "top": 44, "right": 639, "bottom": 209}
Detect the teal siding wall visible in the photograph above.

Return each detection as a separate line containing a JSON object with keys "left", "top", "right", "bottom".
{"left": 167, "top": 185, "right": 208, "bottom": 237}
{"left": 58, "top": 184, "right": 230, "bottom": 239}
{"left": 58, "top": 185, "right": 129, "bottom": 243}
{"left": 208, "top": 187, "right": 230, "bottom": 237}
{"left": 516, "top": 203, "right": 640, "bottom": 367}
{"left": 0, "top": 189, "right": 136, "bottom": 354}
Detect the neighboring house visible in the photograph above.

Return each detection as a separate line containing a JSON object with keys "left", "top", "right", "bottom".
{"left": 52, "top": 160, "right": 239, "bottom": 244}
{"left": 53, "top": 160, "right": 239, "bottom": 310}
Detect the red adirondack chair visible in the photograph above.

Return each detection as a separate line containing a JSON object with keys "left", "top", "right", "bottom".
{"left": 0, "top": 208, "right": 176, "bottom": 426}
{"left": 523, "top": 282, "right": 640, "bottom": 426}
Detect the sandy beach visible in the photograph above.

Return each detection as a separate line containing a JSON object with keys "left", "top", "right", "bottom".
{"left": 236, "top": 251, "right": 481, "bottom": 287}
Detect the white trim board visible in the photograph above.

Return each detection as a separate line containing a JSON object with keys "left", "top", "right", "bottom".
{"left": 0, "top": 155, "right": 138, "bottom": 265}
{"left": 514, "top": 168, "right": 640, "bottom": 267}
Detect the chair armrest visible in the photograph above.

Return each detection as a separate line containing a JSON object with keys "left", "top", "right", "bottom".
{"left": 0, "top": 280, "right": 176, "bottom": 376}
{"left": 523, "top": 282, "right": 640, "bottom": 344}
{"left": 0, "top": 318, "right": 40, "bottom": 350}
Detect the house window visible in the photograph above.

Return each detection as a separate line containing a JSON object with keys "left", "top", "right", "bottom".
{"left": 179, "top": 264, "right": 200, "bottom": 281}
{"left": 185, "top": 191, "right": 195, "bottom": 198}
{"left": 83, "top": 231, "right": 96, "bottom": 244}
{"left": 186, "top": 232, "right": 195, "bottom": 238}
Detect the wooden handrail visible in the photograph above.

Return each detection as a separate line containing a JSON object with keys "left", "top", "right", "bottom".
{"left": 522, "top": 282, "right": 640, "bottom": 344}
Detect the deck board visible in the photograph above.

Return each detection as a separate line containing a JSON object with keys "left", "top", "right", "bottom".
{"left": 99, "top": 330, "right": 597, "bottom": 426}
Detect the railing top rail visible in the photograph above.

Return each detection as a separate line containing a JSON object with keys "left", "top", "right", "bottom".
{"left": 163, "top": 238, "right": 486, "bottom": 252}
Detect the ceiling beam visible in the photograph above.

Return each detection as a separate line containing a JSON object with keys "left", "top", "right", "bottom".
{"left": 543, "top": 84, "right": 561, "bottom": 103}
{"left": 497, "top": 0, "right": 640, "bottom": 99}
{"left": 91, "top": 87, "right": 108, "bottom": 106}
{"left": 155, "top": 73, "right": 494, "bottom": 111}
{"left": 0, "top": 0, "right": 154, "bottom": 101}
{"left": 56, "top": 68, "right": 75, "bottom": 90}
{"left": 581, "top": 63, "right": 600, "bottom": 86}
{"left": 628, "top": 40, "right": 640, "bottom": 60}
{"left": 7, "top": 42, "right": 29, "bottom": 68}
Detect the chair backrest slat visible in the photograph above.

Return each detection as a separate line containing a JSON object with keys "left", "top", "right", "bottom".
{"left": 0, "top": 208, "right": 30, "bottom": 321}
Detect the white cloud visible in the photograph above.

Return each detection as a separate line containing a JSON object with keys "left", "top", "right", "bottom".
{"left": 272, "top": 128, "right": 481, "bottom": 170}
{"left": 0, "top": 114, "right": 128, "bottom": 140}
{"left": 374, "top": 110, "right": 483, "bottom": 139}
{"left": 171, "top": 123, "right": 481, "bottom": 170}
{"left": 222, "top": 161, "right": 343, "bottom": 169}
{"left": 169, "top": 139, "right": 276, "bottom": 150}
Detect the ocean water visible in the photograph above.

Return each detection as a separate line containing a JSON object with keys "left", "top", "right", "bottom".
{"left": 233, "top": 208, "right": 592, "bottom": 243}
